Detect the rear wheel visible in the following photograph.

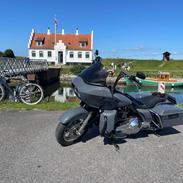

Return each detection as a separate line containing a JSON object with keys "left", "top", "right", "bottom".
{"left": 19, "top": 83, "right": 43, "bottom": 105}
{"left": 0, "top": 84, "right": 5, "bottom": 101}
{"left": 55, "top": 114, "right": 89, "bottom": 146}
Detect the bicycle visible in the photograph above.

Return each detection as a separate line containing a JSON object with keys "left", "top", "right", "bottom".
{"left": 0, "top": 75, "right": 44, "bottom": 105}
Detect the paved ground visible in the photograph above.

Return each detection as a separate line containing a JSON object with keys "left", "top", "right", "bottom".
{"left": 1, "top": 110, "right": 183, "bottom": 183}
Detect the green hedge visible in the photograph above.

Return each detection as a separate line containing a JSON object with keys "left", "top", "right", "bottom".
{"left": 70, "top": 64, "right": 86, "bottom": 75}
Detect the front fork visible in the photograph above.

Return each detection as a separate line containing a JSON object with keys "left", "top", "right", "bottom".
{"left": 77, "top": 112, "right": 93, "bottom": 135}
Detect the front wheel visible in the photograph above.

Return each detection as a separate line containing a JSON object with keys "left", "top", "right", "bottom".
{"left": 55, "top": 113, "right": 90, "bottom": 146}
{"left": 0, "top": 84, "right": 5, "bottom": 101}
{"left": 19, "top": 83, "right": 43, "bottom": 105}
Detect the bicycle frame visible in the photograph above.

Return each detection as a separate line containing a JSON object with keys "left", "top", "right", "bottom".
{"left": 0, "top": 76, "right": 25, "bottom": 101}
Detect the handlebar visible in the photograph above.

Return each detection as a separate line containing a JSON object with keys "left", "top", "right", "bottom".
{"left": 129, "top": 75, "right": 141, "bottom": 85}
{"left": 112, "top": 70, "right": 141, "bottom": 92}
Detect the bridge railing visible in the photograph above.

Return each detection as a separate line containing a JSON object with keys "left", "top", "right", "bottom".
{"left": 0, "top": 58, "right": 48, "bottom": 77}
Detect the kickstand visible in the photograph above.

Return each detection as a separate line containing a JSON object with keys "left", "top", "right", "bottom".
{"left": 110, "top": 137, "right": 120, "bottom": 152}
{"left": 113, "top": 144, "right": 120, "bottom": 152}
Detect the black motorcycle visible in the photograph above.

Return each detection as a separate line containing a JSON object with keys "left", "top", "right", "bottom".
{"left": 55, "top": 56, "right": 183, "bottom": 147}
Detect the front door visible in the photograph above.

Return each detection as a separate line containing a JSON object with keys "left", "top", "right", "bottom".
{"left": 58, "top": 51, "right": 63, "bottom": 64}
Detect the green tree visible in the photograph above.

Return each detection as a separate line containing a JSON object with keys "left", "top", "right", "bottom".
{"left": 4, "top": 49, "right": 15, "bottom": 58}
{"left": 0, "top": 51, "right": 3, "bottom": 57}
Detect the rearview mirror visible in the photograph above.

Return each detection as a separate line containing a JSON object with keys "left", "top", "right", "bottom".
{"left": 95, "top": 50, "right": 99, "bottom": 56}
{"left": 136, "top": 72, "right": 146, "bottom": 79}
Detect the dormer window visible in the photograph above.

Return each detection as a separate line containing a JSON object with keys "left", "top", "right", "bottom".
{"left": 79, "top": 38, "right": 88, "bottom": 47}
{"left": 36, "top": 41, "right": 43, "bottom": 46}
{"left": 80, "top": 42, "right": 88, "bottom": 47}
{"left": 35, "top": 37, "right": 45, "bottom": 46}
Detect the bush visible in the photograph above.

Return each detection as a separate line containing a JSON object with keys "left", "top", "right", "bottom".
{"left": 0, "top": 51, "right": 3, "bottom": 57}
{"left": 4, "top": 49, "right": 15, "bottom": 58}
{"left": 70, "top": 64, "right": 86, "bottom": 75}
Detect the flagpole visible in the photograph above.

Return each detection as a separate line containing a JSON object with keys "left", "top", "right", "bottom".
{"left": 54, "top": 15, "right": 57, "bottom": 45}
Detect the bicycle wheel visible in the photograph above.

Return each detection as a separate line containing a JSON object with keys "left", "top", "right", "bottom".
{"left": 0, "top": 84, "right": 5, "bottom": 101}
{"left": 19, "top": 83, "right": 43, "bottom": 105}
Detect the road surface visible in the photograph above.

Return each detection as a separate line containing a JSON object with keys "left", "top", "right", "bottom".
{"left": 1, "top": 110, "right": 183, "bottom": 183}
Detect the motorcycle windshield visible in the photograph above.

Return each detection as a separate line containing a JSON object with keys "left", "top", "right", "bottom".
{"left": 79, "top": 61, "right": 108, "bottom": 86}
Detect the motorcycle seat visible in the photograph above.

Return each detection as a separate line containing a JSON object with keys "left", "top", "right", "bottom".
{"left": 132, "top": 93, "right": 167, "bottom": 109}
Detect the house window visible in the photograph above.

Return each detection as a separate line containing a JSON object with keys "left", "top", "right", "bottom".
{"left": 31, "top": 51, "right": 36, "bottom": 57}
{"left": 85, "top": 52, "right": 90, "bottom": 59}
{"left": 36, "top": 41, "right": 43, "bottom": 46}
{"left": 78, "top": 52, "right": 82, "bottom": 58}
{"left": 39, "top": 51, "right": 43, "bottom": 57}
{"left": 70, "top": 52, "right": 74, "bottom": 58}
{"left": 48, "top": 51, "right": 52, "bottom": 57}
{"left": 80, "top": 42, "right": 87, "bottom": 47}
{"left": 35, "top": 37, "right": 45, "bottom": 46}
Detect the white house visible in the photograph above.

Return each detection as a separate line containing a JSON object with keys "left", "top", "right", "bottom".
{"left": 28, "top": 28, "right": 94, "bottom": 64}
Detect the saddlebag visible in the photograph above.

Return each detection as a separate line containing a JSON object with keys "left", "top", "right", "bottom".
{"left": 151, "top": 104, "right": 183, "bottom": 127}
{"left": 99, "top": 110, "right": 117, "bottom": 135}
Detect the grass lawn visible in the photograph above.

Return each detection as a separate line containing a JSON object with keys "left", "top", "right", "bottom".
{"left": 102, "top": 59, "right": 183, "bottom": 78}
{"left": 59, "top": 59, "right": 183, "bottom": 78}
{"left": 1, "top": 100, "right": 183, "bottom": 111}
{"left": 0, "top": 101, "right": 79, "bottom": 111}
{"left": 178, "top": 104, "right": 183, "bottom": 108}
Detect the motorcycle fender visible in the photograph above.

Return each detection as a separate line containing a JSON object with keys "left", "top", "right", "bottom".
{"left": 58, "top": 107, "right": 89, "bottom": 125}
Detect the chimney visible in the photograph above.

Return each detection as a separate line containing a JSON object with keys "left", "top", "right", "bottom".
{"left": 62, "top": 28, "right": 65, "bottom": 35}
{"left": 76, "top": 28, "right": 79, "bottom": 35}
{"left": 47, "top": 27, "right": 51, "bottom": 35}
{"left": 91, "top": 30, "right": 94, "bottom": 50}
{"left": 31, "top": 28, "right": 35, "bottom": 34}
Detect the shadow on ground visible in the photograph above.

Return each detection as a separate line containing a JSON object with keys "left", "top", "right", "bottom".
{"left": 81, "top": 124, "right": 99, "bottom": 143}
{"left": 81, "top": 126, "right": 180, "bottom": 146}
{"left": 128, "top": 127, "right": 180, "bottom": 139}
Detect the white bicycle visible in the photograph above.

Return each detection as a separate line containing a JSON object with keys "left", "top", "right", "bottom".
{"left": 0, "top": 76, "right": 43, "bottom": 105}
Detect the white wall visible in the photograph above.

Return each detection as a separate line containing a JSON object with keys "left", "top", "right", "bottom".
{"left": 54, "top": 40, "right": 66, "bottom": 64}
{"left": 29, "top": 49, "right": 93, "bottom": 64}
{"left": 66, "top": 50, "right": 92, "bottom": 64}
{"left": 29, "top": 49, "right": 55, "bottom": 63}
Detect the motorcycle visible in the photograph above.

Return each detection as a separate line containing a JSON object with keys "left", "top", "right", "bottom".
{"left": 55, "top": 55, "right": 183, "bottom": 147}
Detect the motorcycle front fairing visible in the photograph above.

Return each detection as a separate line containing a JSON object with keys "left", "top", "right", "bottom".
{"left": 72, "top": 61, "right": 131, "bottom": 110}
{"left": 78, "top": 61, "right": 108, "bottom": 87}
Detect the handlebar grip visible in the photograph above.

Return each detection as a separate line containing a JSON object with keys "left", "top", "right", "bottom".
{"left": 129, "top": 75, "right": 141, "bottom": 85}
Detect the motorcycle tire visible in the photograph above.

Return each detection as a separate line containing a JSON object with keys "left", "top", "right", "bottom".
{"left": 55, "top": 116, "right": 88, "bottom": 146}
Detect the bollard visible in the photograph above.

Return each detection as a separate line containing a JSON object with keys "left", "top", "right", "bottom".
{"left": 158, "top": 82, "right": 165, "bottom": 93}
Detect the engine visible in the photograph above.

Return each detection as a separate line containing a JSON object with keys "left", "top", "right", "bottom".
{"left": 115, "top": 117, "right": 141, "bottom": 137}
{"left": 99, "top": 110, "right": 145, "bottom": 138}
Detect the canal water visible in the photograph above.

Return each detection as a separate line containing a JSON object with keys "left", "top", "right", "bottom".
{"left": 43, "top": 82, "right": 183, "bottom": 104}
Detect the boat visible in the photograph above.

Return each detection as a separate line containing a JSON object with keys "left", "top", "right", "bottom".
{"left": 125, "top": 72, "right": 183, "bottom": 88}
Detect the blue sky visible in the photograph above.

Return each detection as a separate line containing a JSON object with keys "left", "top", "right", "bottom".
{"left": 0, "top": 0, "right": 183, "bottom": 59}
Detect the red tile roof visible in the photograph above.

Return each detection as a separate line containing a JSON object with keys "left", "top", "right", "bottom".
{"left": 30, "top": 33, "right": 92, "bottom": 50}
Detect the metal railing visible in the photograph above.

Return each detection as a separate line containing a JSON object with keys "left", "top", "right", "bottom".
{"left": 0, "top": 58, "right": 48, "bottom": 77}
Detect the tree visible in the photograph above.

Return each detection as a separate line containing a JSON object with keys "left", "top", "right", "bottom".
{"left": 4, "top": 49, "right": 15, "bottom": 58}
{"left": 0, "top": 51, "right": 3, "bottom": 57}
